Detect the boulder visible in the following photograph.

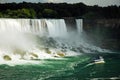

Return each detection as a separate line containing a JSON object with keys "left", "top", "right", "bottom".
{"left": 30, "top": 53, "right": 38, "bottom": 59}
{"left": 3, "top": 55, "right": 12, "bottom": 61}
{"left": 57, "top": 52, "right": 65, "bottom": 57}
{"left": 45, "top": 48, "right": 51, "bottom": 54}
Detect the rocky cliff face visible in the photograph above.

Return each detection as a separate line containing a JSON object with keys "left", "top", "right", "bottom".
{"left": 83, "top": 19, "right": 120, "bottom": 51}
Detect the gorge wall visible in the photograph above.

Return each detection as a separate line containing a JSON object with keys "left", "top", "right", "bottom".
{"left": 83, "top": 19, "right": 120, "bottom": 51}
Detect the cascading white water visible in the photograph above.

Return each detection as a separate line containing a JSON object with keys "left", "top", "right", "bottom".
{"left": 30, "top": 19, "right": 46, "bottom": 34}
{"left": 45, "top": 19, "right": 68, "bottom": 37}
{"left": 0, "top": 19, "right": 68, "bottom": 37}
{"left": 76, "top": 19, "right": 83, "bottom": 34}
{"left": 0, "top": 18, "right": 109, "bottom": 65}
{"left": 0, "top": 19, "right": 47, "bottom": 34}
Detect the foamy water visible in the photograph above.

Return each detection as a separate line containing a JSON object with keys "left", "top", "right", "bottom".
{"left": 0, "top": 19, "right": 110, "bottom": 65}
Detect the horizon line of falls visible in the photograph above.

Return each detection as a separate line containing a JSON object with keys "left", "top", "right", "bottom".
{"left": 0, "top": 18, "right": 109, "bottom": 65}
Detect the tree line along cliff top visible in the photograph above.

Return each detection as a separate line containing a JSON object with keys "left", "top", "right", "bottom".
{"left": 0, "top": 2, "right": 120, "bottom": 19}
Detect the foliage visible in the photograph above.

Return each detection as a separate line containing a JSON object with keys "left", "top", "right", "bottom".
{"left": 82, "top": 12, "right": 104, "bottom": 19}
{"left": 0, "top": 12, "right": 3, "bottom": 17}
{"left": 42, "top": 9, "right": 58, "bottom": 18}
{"left": 0, "top": 2, "right": 119, "bottom": 18}
{"left": 0, "top": 8, "right": 36, "bottom": 18}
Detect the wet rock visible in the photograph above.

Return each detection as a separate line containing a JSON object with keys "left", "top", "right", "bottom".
{"left": 30, "top": 53, "right": 38, "bottom": 59}
{"left": 57, "top": 52, "right": 65, "bottom": 57}
{"left": 3, "top": 55, "right": 12, "bottom": 61}
{"left": 45, "top": 48, "right": 51, "bottom": 54}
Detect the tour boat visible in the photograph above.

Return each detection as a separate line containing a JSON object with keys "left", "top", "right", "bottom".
{"left": 94, "top": 56, "right": 105, "bottom": 64}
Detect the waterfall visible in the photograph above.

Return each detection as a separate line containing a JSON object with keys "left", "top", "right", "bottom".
{"left": 0, "top": 19, "right": 22, "bottom": 32}
{"left": 76, "top": 19, "right": 83, "bottom": 34}
{"left": 30, "top": 19, "right": 47, "bottom": 35}
{"left": 45, "top": 19, "right": 68, "bottom": 37}
{"left": 0, "top": 19, "right": 68, "bottom": 37}
{"left": 0, "top": 18, "right": 109, "bottom": 64}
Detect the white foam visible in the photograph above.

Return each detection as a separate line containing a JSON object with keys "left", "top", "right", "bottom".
{"left": 0, "top": 19, "right": 111, "bottom": 65}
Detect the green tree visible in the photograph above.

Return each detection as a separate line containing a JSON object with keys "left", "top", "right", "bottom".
{"left": 82, "top": 12, "right": 104, "bottom": 19}
{"left": 29, "top": 9, "right": 36, "bottom": 18}
{"left": 0, "top": 12, "right": 3, "bottom": 18}
{"left": 37, "top": 12, "right": 43, "bottom": 18}
{"left": 42, "top": 9, "right": 58, "bottom": 18}
{"left": 19, "top": 8, "right": 31, "bottom": 18}
{"left": 18, "top": 8, "right": 36, "bottom": 18}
